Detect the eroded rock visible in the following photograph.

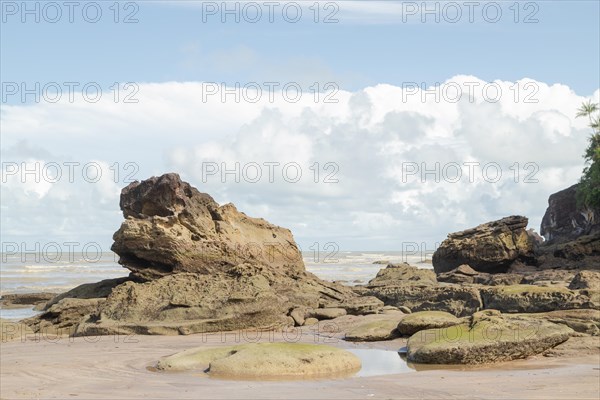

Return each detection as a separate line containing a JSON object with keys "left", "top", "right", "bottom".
{"left": 432, "top": 216, "right": 536, "bottom": 274}
{"left": 111, "top": 173, "right": 305, "bottom": 280}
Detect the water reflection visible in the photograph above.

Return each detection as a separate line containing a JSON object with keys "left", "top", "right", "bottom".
{"left": 349, "top": 349, "right": 414, "bottom": 377}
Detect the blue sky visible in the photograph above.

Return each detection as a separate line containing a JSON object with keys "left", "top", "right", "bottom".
{"left": 1, "top": 1, "right": 600, "bottom": 251}
{"left": 2, "top": 1, "right": 599, "bottom": 97}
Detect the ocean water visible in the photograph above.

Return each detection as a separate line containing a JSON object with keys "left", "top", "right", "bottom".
{"left": 0, "top": 251, "right": 432, "bottom": 296}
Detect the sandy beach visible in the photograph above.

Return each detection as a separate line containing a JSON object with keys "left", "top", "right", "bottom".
{"left": 2, "top": 325, "right": 599, "bottom": 400}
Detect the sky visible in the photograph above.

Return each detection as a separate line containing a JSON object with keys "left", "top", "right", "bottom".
{"left": 1, "top": 0, "right": 600, "bottom": 253}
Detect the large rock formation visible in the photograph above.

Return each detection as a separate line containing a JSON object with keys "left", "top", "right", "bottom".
{"left": 24, "top": 174, "right": 382, "bottom": 336}
{"left": 536, "top": 185, "right": 600, "bottom": 269}
{"left": 432, "top": 216, "right": 536, "bottom": 274}
{"left": 540, "top": 184, "right": 599, "bottom": 244}
{"left": 111, "top": 173, "right": 305, "bottom": 280}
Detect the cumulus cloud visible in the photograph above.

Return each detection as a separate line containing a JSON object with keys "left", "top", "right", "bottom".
{"left": 1, "top": 76, "right": 597, "bottom": 251}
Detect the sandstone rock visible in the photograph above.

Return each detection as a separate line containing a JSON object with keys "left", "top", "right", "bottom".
{"left": 540, "top": 184, "right": 600, "bottom": 244}
{"left": 289, "top": 308, "right": 306, "bottom": 326}
{"left": 520, "top": 270, "right": 575, "bottom": 288}
{"left": 157, "top": 343, "right": 361, "bottom": 378}
{"left": 345, "top": 319, "right": 400, "bottom": 341}
{"left": 569, "top": 270, "right": 600, "bottom": 290}
{"left": 0, "top": 293, "right": 56, "bottom": 309}
{"left": 304, "top": 318, "right": 318, "bottom": 326}
{"left": 432, "top": 216, "right": 536, "bottom": 274}
{"left": 366, "top": 263, "right": 436, "bottom": 287}
{"left": 44, "top": 277, "right": 130, "bottom": 309}
{"left": 320, "top": 296, "right": 383, "bottom": 315}
{"left": 24, "top": 298, "right": 104, "bottom": 336}
{"left": 407, "top": 313, "right": 572, "bottom": 364}
{"left": 111, "top": 173, "right": 305, "bottom": 280}
{"left": 397, "top": 311, "right": 462, "bottom": 336}
{"left": 398, "top": 306, "right": 412, "bottom": 314}
{"left": 308, "top": 308, "right": 347, "bottom": 320}
{"left": 437, "top": 264, "right": 478, "bottom": 282}
{"left": 480, "top": 285, "right": 597, "bottom": 313}
{"left": 26, "top": 174, "right": 380, "bottom": 336}
{"left": 365, "top": 283, "right": 482, "bottom": 317}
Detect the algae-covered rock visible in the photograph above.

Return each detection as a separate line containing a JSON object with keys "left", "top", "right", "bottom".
{"left": 157, "top": 343, "right": 361, "bottom": 378}
{"left": 480, "top": 285, "right": 595, "bottom": 313}
{"left": 406, "top": 313, "right": 572, "bottom": 364}
{"left": 397, "top": 311, "right": 462, "bottom": 336}
{"left": 345, "top": 319, "right": 400, "bottom": 342}
{"left": 514, "top": 309, "right": 600, "bottom": 336}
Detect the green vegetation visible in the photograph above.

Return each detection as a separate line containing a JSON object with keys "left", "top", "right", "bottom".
{"left": 575, "top": 100, "right": 600, "bottom": 208}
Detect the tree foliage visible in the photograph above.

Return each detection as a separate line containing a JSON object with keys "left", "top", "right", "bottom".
{"left": 576, "top": 100, "right": 600, "bottom": 208}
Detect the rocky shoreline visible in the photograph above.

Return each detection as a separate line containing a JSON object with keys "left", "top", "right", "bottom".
{"left": 2, "top": 173, "right": 599, "bottom": 375}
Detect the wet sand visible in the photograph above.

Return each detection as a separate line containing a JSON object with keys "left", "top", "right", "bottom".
{"left": 1, "top": 327, "right": 599, "bottom": 399}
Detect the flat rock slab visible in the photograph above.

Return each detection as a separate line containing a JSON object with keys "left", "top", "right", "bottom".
{"left": 480, "top": 285, "right": 595, "bottom": 313}
{"left": 397, "top": 311, "right": 462, "bottom": 336}
{"left": 345, "top": 319, "right": 400, "bottom": 342}
{"left": 156, "top": 343, "right": 361, "bottom": 379}
{"left": 407, "top": 314, "right": 573, "bottom": 364}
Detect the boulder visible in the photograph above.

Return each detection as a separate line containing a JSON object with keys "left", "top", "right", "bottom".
{"left": 432, "top": 216, "right": 536, "bottom": 274}
{"left": 156, "top": 343, "right": 361, "bottom": 378}
{"left": 406, "top": 312, "right": 573, "bottom": 364}
{"left": 289, "top": 308, "right": 306, "bottom": 326}
{"left": 569, "top": 270, "right": 600, "bottom": 290}
{"left": 397, "top": 311, "right": 462, "bottom": 336}
{"left": 540, "top": 184, "right": 600, "bottom": 244}
{"left": 480, "top": 285, "right": 597, "bottom": 313}
{"left": 111, "top": 173, "right": 305, "bottom": 280}
{"left": 308, "top": 308, "right": 347, "bottom": 320}
{"left": 345, "top": 319, "right": 400, "bottom": 341}
{"left": 366, "top": 263, "right": 436, "bottom": 287}
{"left": 436, "top": 264, "right": 479, "bottom": 284}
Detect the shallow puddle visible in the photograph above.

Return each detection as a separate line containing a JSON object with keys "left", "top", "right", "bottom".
{"left": 0, "top": 307, "right": 40, "bottom": 320}
{"left": 349, "top": 349, "right": 413, "bottom": 377}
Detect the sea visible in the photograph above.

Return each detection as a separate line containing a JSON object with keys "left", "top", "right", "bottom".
{"left": 0, "top": 251, "right": 432, "bottom": 319}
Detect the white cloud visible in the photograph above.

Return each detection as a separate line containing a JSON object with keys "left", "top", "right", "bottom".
{"left": 1, "top": 77, "right": 598, "bottom": 250}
